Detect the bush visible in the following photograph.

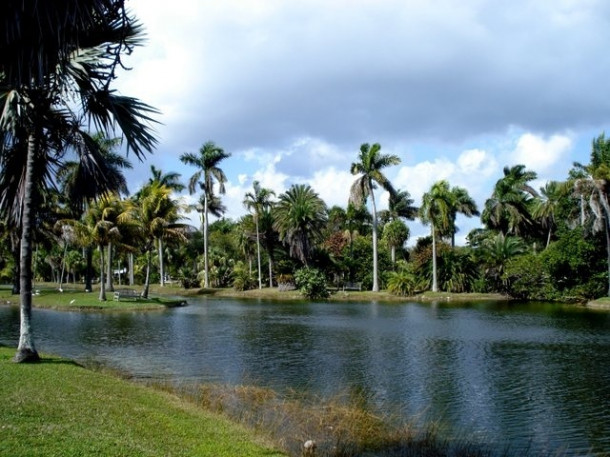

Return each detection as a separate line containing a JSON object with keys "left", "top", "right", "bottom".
{"left": 294, "top": 267, "right": 330, "bottom": 300}
{"left": 232, "top": 262, "right": 256, "bottom": 291}
{"left": 387, "top": 262, "right": 417, "bottom": 296}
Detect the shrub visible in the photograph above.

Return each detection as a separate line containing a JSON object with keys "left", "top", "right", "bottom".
{"left": 387, "top": 261, "right": 417, "bottom": 296}
{"left": 294, "top": 267, "right": 330, "bottom": 300}
{"left": 232, "top": 262, "right": 256, "bottom": 291}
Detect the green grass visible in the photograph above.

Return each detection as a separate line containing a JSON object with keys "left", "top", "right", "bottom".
{"left": 0, "top": 285, "right": 186, "bottom": 311}
{"left": 0, "top": 346, "right": 284, "bottom": 457}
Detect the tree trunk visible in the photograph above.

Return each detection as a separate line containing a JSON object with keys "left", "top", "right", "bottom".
{"left": 158, "top": 238, "right": 165, "bottom": 286}
{"left": 98, "top": 245, "right": 106, "bottom": 301}
{"left": 59, "top": 242, "right": 68, "bottom": 291}
{"left": 431, "top": 224, "right": 438, "bottom": 292}
{"left": 268, "top": 251, "right": 274, "bottom": 288}
{"left": 203, "top": 198, "right": 209, "bottom": 288}
{"left": 84, "top": 246, "right": 93, "bottom": 292}
{"left": 11, "top": 233, "right": 20, "bottom": 295}
{"left": 142, "top": 248, "right": 151, "bottom": 299}
{"left": 129, "top": 252, "right": 134, "bottom": 286}
{"left": 391, "top": 245, "right": 396, "bottom": 264}
{"left": 15, "top": 134, "right": 40, "bottom": 363}
{"left": 371, "top": 190, "right": 379, "bottom": 292}
{"left": 106, "top": 242, "right": 114, "bottom": 292}
{"left": 255, "top": 217, "right": 262, "bottom": 289}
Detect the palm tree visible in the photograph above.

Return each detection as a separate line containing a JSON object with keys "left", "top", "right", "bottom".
{"left": 243, "top": 181, "right": 275, "bottom": 289}
{"left": 180, "top": 141, "right": 230, "bottom": 288}
{"left": 420, "top": 180, "right": 454, "bottom": 292}
{"left": 479, "top": 233, "right": 527, "bottom": 291}
{"left": 0, "top": 2, "right": 158, "bottom": 362}
{"left": 482, "top": 165, "right": 539, "bottom": 236}
{"left": 57, "top": 133, "right": 132, "bottom": 291}
{"left": 135, "top": 182, "right": 186, "bottom": 297}
{"left": 572, "top": 133, "right": 610, "bottom": 295}
{"left": 148, "top": 165, "right": 185, "bottom": 193}
{"left": 447, "top": 186, "right": 480, "bottom": 247}
{"left": 274, "top": 184, "right": 327, "bottom": 266}
{"left": 349, "top": 143, "right": 400, "bottom": 291}
{"left": 532, "top": 181, "right": 565, "bottom": 248}
{"left": 382, "top": 219, "right": 410, "bottom": 263}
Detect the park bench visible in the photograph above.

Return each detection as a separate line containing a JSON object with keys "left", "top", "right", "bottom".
{"left": 342, "top": 282, "right": 362, "bottom": 291}
{"left": 113, "top": 289, "right": 142, "bottom": 301}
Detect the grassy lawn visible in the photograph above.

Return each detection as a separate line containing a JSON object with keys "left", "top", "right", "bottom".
{"left": 0, "top": 285, "right": 186, "bottom": 311}
{"left": 0, "top": 346, "right": 284, "bottom": 457}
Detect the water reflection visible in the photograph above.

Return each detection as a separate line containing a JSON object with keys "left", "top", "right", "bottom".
{"left": 1, "top": 299, "right": 609, "bottom": 455}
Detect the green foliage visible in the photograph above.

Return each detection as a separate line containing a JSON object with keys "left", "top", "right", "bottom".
{"left": 503, "top": 227, "right": 606, "bottom": 300}
{"left": 503, "top": 253, "right": 555, "bottom": 300}
{"left": 344, "top": 236, "right": 392, "bottom": 290}
{"left": 294, "top": 267, "right": 330, "bottom": 300}
{"left": 386, "top": 261, "right": 417, "bottom": 296}
{"left": 232, "top": 261, "right": 256, "bottom": 291}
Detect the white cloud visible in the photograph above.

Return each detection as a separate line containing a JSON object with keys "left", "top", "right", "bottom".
{"left": 511, "top": 133, "right": 573, "bottom": 173}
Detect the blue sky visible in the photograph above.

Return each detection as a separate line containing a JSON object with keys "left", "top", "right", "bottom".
{"left": 116, "top": 0, "right": 610, "bottom": 244}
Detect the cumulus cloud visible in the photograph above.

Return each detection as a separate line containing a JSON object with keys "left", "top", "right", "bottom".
{"left": 511, "top": 133, "right": 573, "bottom": 173}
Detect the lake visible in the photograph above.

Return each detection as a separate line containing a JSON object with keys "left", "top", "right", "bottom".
{"left": 1, "top": 298, "right": 609, "bottom": 455}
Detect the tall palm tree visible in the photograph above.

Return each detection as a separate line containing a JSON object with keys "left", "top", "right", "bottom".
{"left": 532, "top": 181, "right": 565, "bottom": 248}
{"left": 57, "top": 133, "right": 132, "bottom": 291}
{"left": 0, "top": 2, "right": 158, "bottom": 362}
{"left": 448, "top": 186, "right": 480, "bottom": 247}
{"left": 482, "top": 165, "right": 539, "bottom": 236}
{"left": 180, "top": 141, "right": 230, "bottom": 288}
{"left": 135, "top": 182, "right": 186, "bottom": 297}
{"left": 572, "top": 133, "right": 610, "bottom": 295}
{"left": 420, "top": 180, "right": 454, "bottom": 292}
{"left": 243, "top": 181, "right": 275, "bottom": 289}
{"left": 274, "top": 184, "right": 327, "bottom": 266}
{"left": 349, "top": 143, "right": 400, "bottom": 291}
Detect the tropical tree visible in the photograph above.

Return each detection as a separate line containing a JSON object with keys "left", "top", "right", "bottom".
{"left": 532, "top": 181, "right": 565, "bottom": 248}
{"left": 134, "top": 182, "right": 186, "bottom": 297}
{"left": 482, "top": 165, "right": 539, "bottom": 236}
{"left": 349, "top": 143, "right": 400, "bottom": 291}
{"left": 274, "top": 184, "right": 327, "bottom": 266}
{"left": 0, "top": 2, "right": 158, "bottom": 362}
{"left": 572, "top": 133, "right": 610, "bottom": 296}
{"left": 420, "top": 180, "right": 454, "bottom": 292}
{"left": 447, "top": 186, "right": 479, "bottom": 247}
{"left": 243, "top": 181, "right": 275, "bottom": 289}
{"left": 479, "top": 233, "right": 527, "bottom": 292}
{"left": 148, "top": 165, "right": 185, "bottom": 192}
{"left": 57, "top": 133, "right": 133, "bottom": 291}
{"left": 180, "top": 141, "right": 230, "bottom": 288}
{"left": 382, "top": 219, "right": 410, "bottom": 264}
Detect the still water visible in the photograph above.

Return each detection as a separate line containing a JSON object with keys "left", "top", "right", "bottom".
{"left": 1, "top": 299, "right": 609, "bottom": 455}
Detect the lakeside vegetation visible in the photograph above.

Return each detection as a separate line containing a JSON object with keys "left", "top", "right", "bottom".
{"left": 0, "top": 347, "right": 284, "bottom": 457}
{"left": 1, "top": 346, "right": 527, "bottom": 457}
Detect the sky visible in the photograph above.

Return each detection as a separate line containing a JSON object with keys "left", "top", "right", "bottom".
{"left": 115, "top": 0, "right": 610, "bottom": 245}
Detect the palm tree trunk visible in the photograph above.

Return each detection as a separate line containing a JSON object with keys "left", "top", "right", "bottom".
{"left": 129, "top": 252, "right": 134, "bottom": 286}
{"left": 106, "top": 242, "right": 114, "bottom": 292}
{"left": 59, "top": 242, "right": 68, "bottom": 291}
{"left": 371, "top": 191, "right": 379, "bottom": 292}
{"left": 15, "top": 133, "right": 40, "bottom": 363}
{"left": 85, "top": 246, "right": 93, "bottom": 292}
{"left": 391, "top": 245, "right": 396, "bottom": 264}
{"left": 268, "top": 254, "right": 274, "bottom": 288}
{"left": 142, "top": 248, "right": 152, "bottom": 299}
{"left": 432, "top": 225, "right": 438, "bottom": 292}
{"left": 255, "top": 217, "right": 262, "bottom": 289}
{"left": 203, "top": 198, "right": 209, "bottom": 288}
{"left": 11, "top": 234, "right": 20, "bottom": 295}
{"left": 99, "top": 245, "right": 106, "bottom": 301}
{"left": 158, "top": 238, "right": 165, "bottom": 286}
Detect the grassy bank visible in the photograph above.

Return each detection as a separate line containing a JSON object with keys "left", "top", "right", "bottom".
{"left": 0, "top": 346, "right": 284, "bottom": 457}
{"left": 190, "top": 286, "right": 511, "bottom": 304}
{"left": 0, "top": 285, "right": 186, "bottom": 311}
